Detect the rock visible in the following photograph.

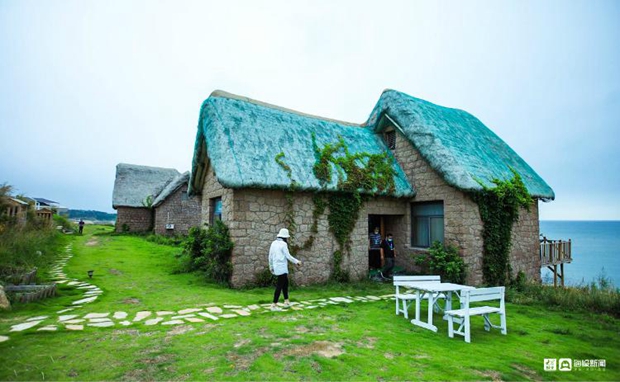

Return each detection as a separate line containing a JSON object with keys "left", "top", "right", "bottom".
{"left": 233, "top": 310, "right": 251, "bottom": 317}
{"left": 113, "top": 312, "right": 128, "bottom": 319}
{"left": 178, "top": 308, "right": 202, "bottom": 314}
{"left": 197, "top": 312, "right": 219, "bottom": 321}
{"left": 206, "top": 307, "right": 223, "bottom": 314}
{"left": 0, "top": 335, "right": 9, "bottom": 342}
{"left": 157, "top": 311, "right": 175, "bottom": 316}
{"left": 133, "top": 311, "right": 152, "bottom": 322}
{"left": 73, "top": 296, "right": 97, "bottom": 305}
{"left": 10, "top": 320, "right": 43, "bottom": 332}
{"left": 58, "top": 315, "right": 78, "bottom": 322}
{"left": 0, "top": 286, "right": 10, "bottom": 310}
{"left": 162, "top": 320, "right": 185, "bottom": 325}
{"left": 38, "top": 326, "right": 58, "bottom": 331}
{"left": 185, "top": 317, "right": 205, "bottom": 323}
{"left": 84, "top": 313, "right": 109, "bottom": 319}
{"left": 144, "top": 318, "right": 164, "bottom": 326}
{"left": 65, "top": 325, "right": 84, "bottom": 331}
{"left": 88, "top": 322, "right": 114, "bottom": 328}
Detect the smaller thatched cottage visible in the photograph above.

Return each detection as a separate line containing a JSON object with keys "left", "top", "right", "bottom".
{"left": 112, "top": 163, "right": 201, "bottom": 234}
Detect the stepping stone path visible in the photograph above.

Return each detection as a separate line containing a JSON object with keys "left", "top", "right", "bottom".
{"left": 0, "top": 243, "right": 398, "bottom": 342}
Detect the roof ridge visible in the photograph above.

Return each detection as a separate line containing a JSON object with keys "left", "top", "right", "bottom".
{"left": 209, "top": 90, "right": 364, "bottom": 127}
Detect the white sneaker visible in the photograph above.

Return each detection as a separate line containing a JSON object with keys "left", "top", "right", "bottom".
{"left": 283, "top": 302, "right": 291, "bottom": 308}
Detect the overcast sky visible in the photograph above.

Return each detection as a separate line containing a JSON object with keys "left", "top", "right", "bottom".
{"left": 1, "top": 0, "right": 619, "bottom": 219}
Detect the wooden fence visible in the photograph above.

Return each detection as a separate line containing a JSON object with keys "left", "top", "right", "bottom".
{"left": 540, "top": 238, "right": 572, "bottom": 287}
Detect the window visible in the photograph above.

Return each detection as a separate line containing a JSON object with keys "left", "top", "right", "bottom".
{"left": 411, "top": 202, "right": 444, "bottom": 248}
{"left": 210, "top": 197, "right": 222, "bottom": 224}
{"left": 181, "top": 191, "right": 189, "bottom": 201}
{"left": 384, "top": 130, "right": 396, "bottom": 150}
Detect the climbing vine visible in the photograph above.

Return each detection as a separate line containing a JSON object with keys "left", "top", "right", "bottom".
{"left": 471, "top": 169, "right": 533, "bottom": 286}
{"left": 275, "top": 134, "right": 396, "bottom": 282}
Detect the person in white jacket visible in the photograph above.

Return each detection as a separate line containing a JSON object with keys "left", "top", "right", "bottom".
{"left": 269, "top": 228, "right": 301, "bottom": 311}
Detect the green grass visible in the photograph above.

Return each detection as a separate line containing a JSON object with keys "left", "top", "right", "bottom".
{"left": 1, "top": 226, "right": 618, "bottom": 381}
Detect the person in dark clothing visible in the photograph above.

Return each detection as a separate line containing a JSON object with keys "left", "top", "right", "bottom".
{"left": 380, "top": 233, "right": 396, "bottom": 279}
{"left": 368, "top": 227, "right": 382, "bottom": 269}
{"left": 78, "top": 219, "right": 85, "bottom": 235}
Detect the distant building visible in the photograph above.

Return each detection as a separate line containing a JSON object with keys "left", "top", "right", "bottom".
{"left": 112, "top": 163, "right": 201, "bottom": 234}
{"left": 188, "top": 90, "right": 555, "bottom": 287}
{"left": 4, "top": 197, "right": 29, "bottom": 226}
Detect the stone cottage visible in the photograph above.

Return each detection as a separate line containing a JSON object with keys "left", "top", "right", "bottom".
{"left": 112, "top": 163, "right": 201, "bottom": 235}
{"left": 188, "top": 90, "right": 554, "bottom": 287}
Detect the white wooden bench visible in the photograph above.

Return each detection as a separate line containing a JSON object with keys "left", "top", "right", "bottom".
{"left": 445, "top": 286, "right": 507, "bottom": 343}
{"left": 393, "top": 275, "right": 444, "bottom": 319}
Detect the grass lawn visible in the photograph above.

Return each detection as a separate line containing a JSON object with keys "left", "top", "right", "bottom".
{"left": 0, "top": 226, "right": 618, "bottom": 381}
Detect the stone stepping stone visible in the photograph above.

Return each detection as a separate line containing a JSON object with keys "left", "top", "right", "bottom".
{"left": 10, "top": 321, "right": 43, "bottom": 332}
{"left": 89, "top": 318, "right": 112, "bottom": 323}
{"left": 64, "top": 319, "right": 85, "bottom": 324}
{"left": 77, "top": 285, "right": 98, "bottom": 289}
{"left": 38, "top": 326, "right": 58, "bottom": 331}
{"left": 206, "top": 307, "right": 223, "bottom": 314}
{"left": 73, "top": 296, "right": 97, "bottom": 305}
{"left": 366, "top": 295, "right": 381, "bottom": 300}
{"left": 171, "top": 314, "right": 196, "bottom": 320}
{"left": 379, "top": 294, "right": 395, "bottom": 299}
{"left": 305, "top": 306, "right": 318, "bottom": 309}
{"left": 85, "top": 313, "right": 109, "bottom": 319}
{"left": 223, "top": 305, "right": 242, "bottom": 309}
{"left": 185, "top": 317, "right": 205, "bottom": 323}
{"left": 233, "top": 310, "right": 251, "bottom": 317}
{"left": 0, "top": 335, "right": 9, "bottom": 343}
{"left": 300, "top": 301, "right": 313, "bottom": 305}
{"left": 113, "top": 312, "right": 128, "bottom": 319}
{"left": 58, "top": 315, "right": 78, "bottom": 322}
{"left": 88, "top": 322, "right": 114, "bottom": 328}
{"left": 67, "top": 281, "right": 80, "bottom": 286}
{"left": 84, "top": 291, "right": 103, "bottom": 296}
{"left": 247, "top": 304, "right": 260, "bottom": 310}
{"left": 197, "top": 312, "right": 219, "bottom": 321}
{"left": 157, "top": 311, "right": 175, "bottom": 316}
{"left": 220, "top": 314, "right": 237, "bottom": 319}
{"left": 65, "top": 325, "right": 83, "bottom": 331}
{"left": 178, "top": 308, "right": 202, "bottom": 314}
{"left": 27, "top": 316, "right": 49, "bottom": 321}
{"left": 292, "top": 307, "right": 304, "bottom": 311}
{"left": 161, "top": 320, "right": 185, "bottom": 325}
{"left": 144, "top": 318, "right": 164, "bottom": 326}
{"left": 330, "top": 297, "right": 354, "bottom": 303}
{"left": 133, "top": 311, "right": 152, "bottom": 322}
{"left": 55, "top": 280, "right": 68, "bottom": 284}
{"left": 119, "top": 321, "right": 132, "bottom": 326}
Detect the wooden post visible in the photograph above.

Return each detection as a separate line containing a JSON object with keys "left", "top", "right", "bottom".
{"left": 553, "top": 264, "right": 558, "bottom": 287}
{"left": 560, "top": 263, "right": 565, "bottom": 287}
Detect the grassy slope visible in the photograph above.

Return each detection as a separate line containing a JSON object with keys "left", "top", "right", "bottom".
{"left": 0, "top": 226, "right": 618, "bottom": 381}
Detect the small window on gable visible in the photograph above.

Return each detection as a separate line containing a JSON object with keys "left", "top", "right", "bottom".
{"left": 384, "top": 130, "right": 396, "bottom": 150}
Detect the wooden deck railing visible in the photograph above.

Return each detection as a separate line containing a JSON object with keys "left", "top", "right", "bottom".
{"left": 540, "top": 237, "right": 572, "bottom": 287}
{"left": 540, "top": 238, "right": 572, "bottom": 266}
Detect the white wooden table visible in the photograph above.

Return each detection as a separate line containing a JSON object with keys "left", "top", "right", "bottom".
{"left": 403, "top": 282, "right": 475, "bottom": 332}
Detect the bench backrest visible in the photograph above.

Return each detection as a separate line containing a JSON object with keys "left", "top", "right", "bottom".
{"left": 464, "top": 286, "right": 505, "bottom": 303}
{"left": 393, "top": 275, "right": 440, "bottom": 286}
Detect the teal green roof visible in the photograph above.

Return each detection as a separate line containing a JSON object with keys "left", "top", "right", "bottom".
{"left": 189, "top": 91, "right": 415, "bottom": 197}
{"left": 189, "top": 89, "right": 554, "bottom": 201}
{"left": 366, "top": 90, "right": 555, "bottom": 200}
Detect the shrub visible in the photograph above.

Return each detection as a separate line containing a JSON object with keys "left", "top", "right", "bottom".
{"left": 415, "top": 241, "right": 467, "bottom": 284}
{"left": 254, "top": 268, "right": 276, "bottom": 287}
{"left": 507, "top": 275, "right": 620, "bottom": 317}
{"left": 181, "top": 221, "right": 234, "bottom": 286}
{"left": 146, "top": 234, "right": 184, "bottom": 247}
{"left": 53, "top": 214, "right": 75, "bottom": 231}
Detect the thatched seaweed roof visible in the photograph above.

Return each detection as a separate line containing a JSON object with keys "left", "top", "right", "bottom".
{"left": 112, "top": 163, "right": 180, "bottom": 208}
{"left": 366, "top": 90, "right": 555, "bottom": 200}
{"left": 189, "top": 89, "right": 554, "bottom": 201}
{"left": 189, "top": 91, "right": 414, "bottom": 197}
{"left": 152, "top": 172, "right": 190, "bottom": 207}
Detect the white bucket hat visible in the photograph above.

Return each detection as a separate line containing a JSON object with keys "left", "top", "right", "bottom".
{"left": 277, "top": 228, "right": 290, "bottom": 238}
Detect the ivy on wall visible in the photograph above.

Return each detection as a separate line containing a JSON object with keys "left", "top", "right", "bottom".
{"left": 471, "top": 169, "right": 533, "bottom": 286}
{"left": 275, "top": 133, "right": 396, "bottom": 282}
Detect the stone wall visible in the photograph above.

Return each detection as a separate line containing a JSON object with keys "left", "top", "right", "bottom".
{"left": 153, "top": 184, "right": 202, "bottom": 235}
{"left": 390, "top": 129, "right": 541, "bottom": 284}
{"left": 201, "top": 164, "right": 234, "bottom": 226}
{"left": 115, "top": 207, "right": 152, "bottom": 233}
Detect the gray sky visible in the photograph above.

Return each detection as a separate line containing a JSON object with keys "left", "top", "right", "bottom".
{"left": 1, "top": 0, "right": 619, "bottom": 219}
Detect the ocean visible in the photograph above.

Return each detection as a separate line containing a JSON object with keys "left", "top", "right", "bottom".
{"left": 539, "top": 221, "right": 620, "bottom": 287}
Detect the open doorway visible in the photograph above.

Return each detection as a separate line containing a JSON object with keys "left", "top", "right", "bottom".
{"left": 368, "top": 214, "right": 405, "bottom": 277}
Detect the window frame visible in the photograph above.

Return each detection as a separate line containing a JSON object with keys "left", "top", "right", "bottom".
{"left": 410, "top": 201, "right": 445, "bottom": 248}
{"left": 210, "top": 197, "right": 222, "bottom": 225}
